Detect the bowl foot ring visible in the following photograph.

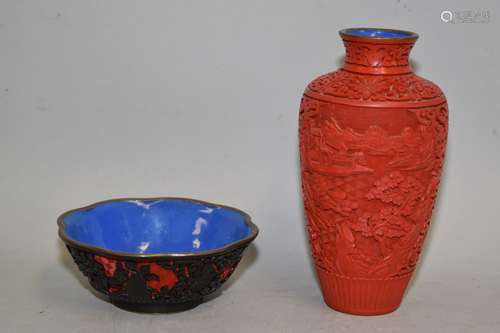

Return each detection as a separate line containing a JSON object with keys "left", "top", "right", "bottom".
{"left": 110, "top": 299, "right": 202, "bottom": 313}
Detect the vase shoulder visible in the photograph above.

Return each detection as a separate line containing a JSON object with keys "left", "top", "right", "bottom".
{"left": 304, "top": 70, "right": 446, "bottom": 108}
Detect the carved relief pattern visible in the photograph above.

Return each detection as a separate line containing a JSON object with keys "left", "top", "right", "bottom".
{"left": 343, "top": 41, "right": 413, "bottom": 67}
{"left": 67, "top": 245, "right": 246, "bottom": 304}
{"left": 299, "top": 96, "right": 448, "bottom": 279}
{"left": 308, "top": 70, "right": 443, "bottom": 102}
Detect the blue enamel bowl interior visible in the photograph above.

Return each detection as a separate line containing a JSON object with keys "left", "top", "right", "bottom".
{"left": 342, "top": 28, "right": 416, "bottom": 38}
{"left": 61, "top": 199, "right": 253, "bottom": 255}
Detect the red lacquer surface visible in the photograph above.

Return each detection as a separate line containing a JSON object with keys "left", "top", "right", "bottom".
{"left": 299, "top": 30, "right": 448, "bottom": 315}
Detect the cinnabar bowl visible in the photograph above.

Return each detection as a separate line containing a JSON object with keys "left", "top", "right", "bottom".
{"left": 58, "top": 197, "right": 258, "bottom": 312}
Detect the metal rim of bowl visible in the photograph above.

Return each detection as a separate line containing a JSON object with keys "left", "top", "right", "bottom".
{"left": 58, "top": 196, "right": 259, "bottom": 259}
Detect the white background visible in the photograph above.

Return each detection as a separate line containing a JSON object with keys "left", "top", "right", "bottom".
{"left": 1, "top": 1, "right": 499, "bottom": 332}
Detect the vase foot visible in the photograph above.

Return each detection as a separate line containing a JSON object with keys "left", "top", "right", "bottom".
{"left": 317, "top": 269, "right": 413, "bottom": 316}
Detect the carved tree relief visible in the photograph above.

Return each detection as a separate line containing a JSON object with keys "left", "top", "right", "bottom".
{"left": 299, "top": 94, "right": 447, "bottom": 279}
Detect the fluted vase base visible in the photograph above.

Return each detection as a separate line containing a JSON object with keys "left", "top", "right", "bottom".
{"left": 317, "top": 268, "right": 413, "bottom": 315}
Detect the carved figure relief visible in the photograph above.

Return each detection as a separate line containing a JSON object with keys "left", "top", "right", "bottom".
{"left": 299, "top": 96, "right": 448, "bottom": 279}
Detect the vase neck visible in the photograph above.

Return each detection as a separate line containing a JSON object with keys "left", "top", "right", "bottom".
{"left": 339, "top": 28, "right": 418, "bottom": 75}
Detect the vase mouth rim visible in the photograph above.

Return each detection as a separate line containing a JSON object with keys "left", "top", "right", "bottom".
{"left": 339, "top": 28, "right": 418, "bottom": 42}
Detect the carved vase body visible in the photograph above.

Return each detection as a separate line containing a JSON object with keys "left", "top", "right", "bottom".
{"left": 299, "top": 28, "right": 448, "bottom": 315}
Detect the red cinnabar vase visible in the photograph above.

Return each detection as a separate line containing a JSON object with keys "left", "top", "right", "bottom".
{"left": 299, "top": 28, "right": 448, "bottom": 315}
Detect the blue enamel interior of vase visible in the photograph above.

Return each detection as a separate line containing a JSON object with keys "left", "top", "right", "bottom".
{"left": 62, "top": 199, "right": 251, "bottom": 254}
{"left": 346, "top": 29, "right": 413, "bottom": 38}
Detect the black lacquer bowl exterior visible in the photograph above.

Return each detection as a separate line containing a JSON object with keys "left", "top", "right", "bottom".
{"left": 58, "top": 197, "right": 259, "bottom": 313}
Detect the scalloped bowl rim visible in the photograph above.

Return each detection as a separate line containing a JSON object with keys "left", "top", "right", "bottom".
{"left": 58, "top": 197, "right": 259, "bottom": 259}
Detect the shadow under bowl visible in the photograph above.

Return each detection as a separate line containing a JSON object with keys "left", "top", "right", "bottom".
{"left": 58, "top": 197, "right": 258, "bottom": 313}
